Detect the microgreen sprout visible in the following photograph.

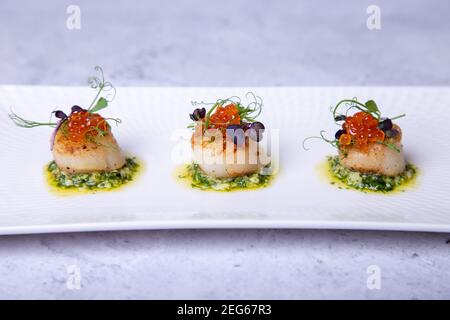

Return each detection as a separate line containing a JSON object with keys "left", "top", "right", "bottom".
{"left": 332, "top": 98, "right": 381, "bottom": 123}
{"left": 302, "top": 130, "right": 339, "bottom": 151}
{"left": 8, "top": 110, "right": 57, "bottom": 128}
{"left": 332, "top": 98, "right": 406, "bottom": 125}
{"left": 190, "top": 92, "right": 263, "bottom": 130}
{"left": 87, "top": 66, "right": 116, "bottom": 113}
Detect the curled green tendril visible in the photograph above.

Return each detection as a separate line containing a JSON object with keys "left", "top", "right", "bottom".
{"left": 302, "top": 130, "right": 339, "bottom": 151}
{"left": 8, "top": 110, "right": 57, "bottom": 128}
{"left": 87, "top": 66, "right": 116, "bottom": 112}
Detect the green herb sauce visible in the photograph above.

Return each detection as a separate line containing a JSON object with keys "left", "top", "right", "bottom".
{"left": 46, "top": 157, "right": 140, "bottom": 193}
{"left": 326, "top": 155, "right": 417, "bottom": 193}
{"left": 177, "top": 163, "right": 274, "bottom": 192}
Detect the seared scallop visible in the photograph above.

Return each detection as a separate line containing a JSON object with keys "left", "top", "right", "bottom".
{"left": 191, "top": 125, "right": 267, "bottom": 179}
{"left": 340, "top": 125, "right": 405, "bottom": 176}
{"left": 53, "top": 129, "right": 125, "bottom": 174}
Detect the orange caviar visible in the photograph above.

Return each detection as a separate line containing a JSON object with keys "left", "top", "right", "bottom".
{"left": 209, "top": 104, "right": 241, "bottom": 129}
{"left": 339, "top": 133, "right": 352, "bottom": 146}
{"left": 342, "top": 112, "right": 385, "bottom": 150}
{"left": 66, "top": 110, "right": 109, "bottom": 142}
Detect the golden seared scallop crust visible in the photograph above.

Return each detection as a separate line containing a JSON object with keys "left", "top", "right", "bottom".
{"left": 339, "top": 125, "right": 405, "bottom": 176}
{"left": 52, "top": 129, "right": 126, "bottom": 174}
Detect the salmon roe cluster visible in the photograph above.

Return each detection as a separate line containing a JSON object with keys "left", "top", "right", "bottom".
{"left": 339, "top": 112, "right": 385, "bottom": 151}
{"left": 209, "top": 104, "right": 241, "bottom": 129}
{"left": 66, "top": 110, "right": 109, "bottom": 142}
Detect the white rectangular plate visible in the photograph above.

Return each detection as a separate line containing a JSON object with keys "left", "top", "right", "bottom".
{"left": 1, "top": 86, "right": 449, "bottom": 235}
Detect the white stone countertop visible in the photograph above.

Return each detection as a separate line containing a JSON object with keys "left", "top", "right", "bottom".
{"left": 0, "top": 0, "right": 449, "bottom": 299}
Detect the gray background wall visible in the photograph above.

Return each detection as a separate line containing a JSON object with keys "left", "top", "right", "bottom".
{"left": 1, "top": 0, "right": 449, "bottom": 86}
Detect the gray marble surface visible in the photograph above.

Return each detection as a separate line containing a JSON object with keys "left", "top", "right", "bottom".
{"left": 1, "top": 0, "right": 449, "bottom": 299}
